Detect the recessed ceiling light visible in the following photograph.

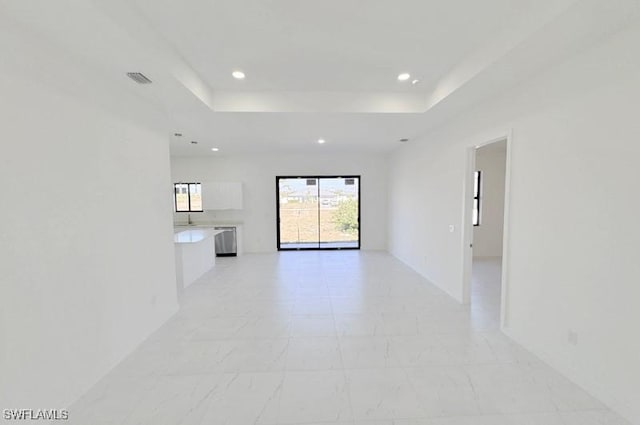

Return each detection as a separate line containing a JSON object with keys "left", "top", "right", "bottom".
{"left": 211, "top": 147, "right": 219, "bottom": 151}
{"left": 232, "top": 71, "right": 245, "bottom": 79}
{"left": 190, "top": 141, "right": 198, "bottom": 144}
{"left": 397, "top": 73, "right": 411, "bottom": 81}
{"left": 317, "top": 139, "right": 326, "bottom": 144}
{"left": 411, "top": 79, "right": 420, "bottom": 85}
{"left": 399, "top": 138, "right": 409, "bottom": 143}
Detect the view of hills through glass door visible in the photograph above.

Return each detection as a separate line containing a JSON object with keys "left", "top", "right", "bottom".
{"left": 277, "top": 176, "right": 360, "bottom": 250}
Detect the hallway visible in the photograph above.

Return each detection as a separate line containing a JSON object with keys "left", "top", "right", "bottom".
{"left": 67, "top": 252, "right": 628, "bottom": 424}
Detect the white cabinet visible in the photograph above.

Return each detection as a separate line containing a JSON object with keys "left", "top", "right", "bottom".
{"left": 202, "top": 182, "right": 243, "bottom": 210}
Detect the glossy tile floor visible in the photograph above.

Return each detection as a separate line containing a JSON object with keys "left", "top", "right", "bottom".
{"left": 68, "top": 252, "right": 630, "bottom": 425}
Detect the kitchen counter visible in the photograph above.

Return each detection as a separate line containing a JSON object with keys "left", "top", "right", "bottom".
{"left": 174, "top": 228, "right": 225, "bottom": 244}
{"left": 174, "top": 221, "right": 244, "bottom": 227}
{"left": 174, "top": 227, "right": 222, "bottom": 290}
{"left": 174, "top": 223, "right": 243, "bottom": 255}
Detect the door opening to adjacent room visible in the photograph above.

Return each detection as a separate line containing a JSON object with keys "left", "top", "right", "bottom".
{"left": 463, "top": 137, "right": 510, "bottom": 329}
{"left": 276, "top": 176, "right": 360, "bottom": 250}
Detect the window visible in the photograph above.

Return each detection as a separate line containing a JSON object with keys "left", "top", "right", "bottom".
{"left": 473, "top": 171, "right": 481, "bottom": 226}
{"left": 174, "top": 183, "right": 203, "bottom": 212}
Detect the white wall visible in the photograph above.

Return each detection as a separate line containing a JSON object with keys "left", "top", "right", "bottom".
{"left": 388, "top": 23, "right": 640, "bottom": 424}
{"left": 0, "top": 27, "right": 178, "bottom": 409}
{"left": 473, "top": 143, "right": 507, "bottom": 258}
{"left": 171, "top": 153, "right": 388, "bottom": 252}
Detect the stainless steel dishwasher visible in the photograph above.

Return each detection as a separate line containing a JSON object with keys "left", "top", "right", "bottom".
{"left": 214, "top": 226, "right": 237, "bottom": 257}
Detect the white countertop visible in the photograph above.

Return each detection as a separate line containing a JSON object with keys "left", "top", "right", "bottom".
{"left": 174, "top": 221, "right": 243, "bottom": 227}
{"left": 174, "top": 228, "right": 226, "bottom": 244}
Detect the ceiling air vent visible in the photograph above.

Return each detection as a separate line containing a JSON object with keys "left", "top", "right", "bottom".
{"left": 126, "top": 72, "right": 152, "bottom": 84}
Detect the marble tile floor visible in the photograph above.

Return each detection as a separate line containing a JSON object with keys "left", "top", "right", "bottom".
{"left": 66, "top": 251, "right": 630, "bottom": 425}
{"left": 470, "top": 257, "right": 503, "bottom": 327}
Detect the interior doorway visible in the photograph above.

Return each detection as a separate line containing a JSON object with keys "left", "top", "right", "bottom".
{"left": 463, "top": 136, "right": 510, "bottom": 329}
{"left": 276, "top": 176, "right": 360, "bottom": 250}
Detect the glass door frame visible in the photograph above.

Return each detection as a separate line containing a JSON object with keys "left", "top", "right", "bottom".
{"left": 276, "top": 175, "right": 361, "bottom": 251}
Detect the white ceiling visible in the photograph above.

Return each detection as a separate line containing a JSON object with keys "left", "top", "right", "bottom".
{"left": 131, "top": 0, "right": 534, "bottom": 92}
{"left": 1, "top": 0, "right": 637, "bottom": 156}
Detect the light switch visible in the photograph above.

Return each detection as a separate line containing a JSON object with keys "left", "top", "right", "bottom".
{"left": 449, "top": 225, "right": 455, "bottom": 233}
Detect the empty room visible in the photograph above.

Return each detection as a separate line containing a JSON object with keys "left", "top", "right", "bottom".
{"left": 1, "top": 1, "right": 639, "bottom": 424}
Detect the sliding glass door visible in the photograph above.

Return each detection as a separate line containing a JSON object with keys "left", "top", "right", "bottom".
{"left": 318, "top": 177, "right": 359, "bottom": 248}
{"left": 277, "top": 177, "right": 320, "bottom": 249}
{"left": 277, "top": 176, "right": 360, "bottom": 250}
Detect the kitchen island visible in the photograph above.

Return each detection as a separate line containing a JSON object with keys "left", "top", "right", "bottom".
{"left": 174, "top": 227, "right": 225, "bottom": 289}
